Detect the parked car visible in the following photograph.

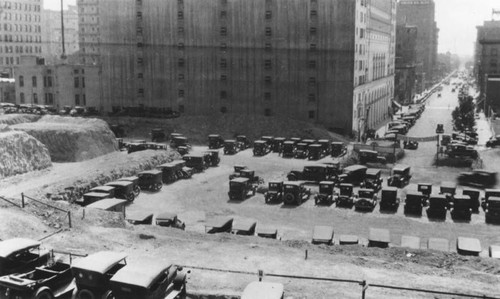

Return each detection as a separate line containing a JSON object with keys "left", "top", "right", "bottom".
{"left": 338, "top": 165, "right": 367, "bottom": 186}
{"left": 271, "top": 137, "right": 286, "bottom": 153}
{"left": 436, "top": 124, "right": 444, "bottom": 134}
{"left": 228, "top": 165, "right": 248, "bottom": 180}
{"left": 308, "top": 144, "right": 327, "bottom": 160}
{"left": 127, "top": 142, "right": 148, "bottom": 154}
{"left": 265, "top": 181, "right": 283, "bottom": 203}
{"left": 482, "top": 189, "right": 500, "bottom": 211}
{"left": 224, "top": 140, "right": 239, "bottom": 155}
{"left": 287, "top": 164, "right": 337, "bottom": 183}
{"left": 282, "top": 181, "right": 310, "bottom": 205}
{"left": 203, "top": 150, "right": 221, "bottom": 167}
{"left": 462, "top": 189, "right": 481, "bottom": 213}
{"left": 445, "top": 143, "right": 478, "bottom": 159}
{"left": 0, "top": 238, "right": 50, "bottom": 276}
{"left": 78, "top": 192, "right": 111, "bottom": 206}
{"left": 86, "top": 198, "right": 127, "bottom": 213}
{"left": 486, "top": 135, "right": 500, "bottom": 148}
{"left": 228, "top": 178, "right": 257, "bottom": 201}
{"left": 450, "top": 195, "right": 472, "bottom": 221}
{"left": 314, "top": 181, "right": 335, "bottom": 205}
{"left": 0, "top": 261, "right": 74, "bottom": 299}
{"left": 231, "top": 220, "right": 257, "bottom": 236}
{"left": 238, "top": 169, "right": 264, "bottom": 185}
{"left": 379, "top": 187, "right": 399, "bottom": 212}
{"left": 135, "top": 170, "right": 163, "bottom": 191}
{"left": 204, "top": 216, "right": 233, "bottom": 234}
{"left": 404, "top": 192, "right": 425, "bottom": 216}
{"left": 358, "top": 149, "right": 386, "bottom": 165}
{"left": 150, "top": 128, "right": 166, "bottom": 142}
{"left": 118, "top": 176, "right": 141, "bottom": 198}
{"left": 282, "top": 141, "right": 296, "bottom": 158}
{"left": 170, "top": 136, "right": 190, "bottom": 149}
{"left": 426, "top": 194, "right": 449, "bottom": 220}
{"left": 126, "top": 211, "right": 154, "bottom": 225}
{"left": 318, "top": 139, "right": 330, "bottom": 154}
{"left": 294, "top": 143, "right": 309, "bottom": 159}
{"left": 485, "top": 196, "right": 500, "bottom": 224}
{"left": 360, "top": 168, "right": 383, "bottom": 192}
{"left": 105, "top": 181, "right": 136, "bottom": 202}
{"left": 457, "top": 170, "right": 497, "bottom": 189}
{"left": 253, "top": 140, "right": 271, "bottom": 156}
{"left": 155, "top": 212, "right": 186, "bottom": 230}
{"left": 387, "top": 164, "right": 411, "bottom": 188}
{"left": 403, "top": 140, "right": 419, "bottom": 150}
{"left": 71, "top": 251, "right": 128, "bottom": 299}
{"left": 109, "top": 259, "right": 187, "bottom": 299}
{"left": 208, "top": 134, "right": 225, "bottom": 149}
{"left": 331, "top": 142, "right": 347, "bottom": 157}
{"left": 354, "top": 188, "right": 378, "bottom": 211}
{"left": 336, "top": 183, "right": 355, "bottom": 208}
{"left": 182, "top": 154, "right": 208, "bottom": 173}
{"left": 236, "top": 135, "right": 252, "bottom": 149}
{"left": 158, "top": 161, "right": 189, "bottom": 184}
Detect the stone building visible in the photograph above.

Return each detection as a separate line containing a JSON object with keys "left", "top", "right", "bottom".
{"left": 394, "top": 24, "right": 417, "bottom": 105}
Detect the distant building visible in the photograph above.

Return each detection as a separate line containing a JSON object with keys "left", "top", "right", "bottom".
{"left": 13, "top": 56, "right": 101, "bottom": 109}
{"left": 0, "top": 78, "right": 16, "bottom": 103}
{"left": 0, "top": 0, "right": 43, "bottom": 77}
{"left": 476, "top": 19, "right": 500, "bottom": 115}
{"left": 397, "top": 0, "right": 439, "bottom": 91}
{"left": 77, "top": 0, "right": 396, "bottom": 136}
{"left": 42, "top": 5, "right": 80, "bottom": 64}
{"left": 395, "top": 24, "right": 417, "bottom": 105}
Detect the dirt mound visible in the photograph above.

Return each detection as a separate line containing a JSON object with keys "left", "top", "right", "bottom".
{"left": 0, "top": 130, "right": 52, "bottom": 179}
{"left": 12, "top": 116, "right": 118, "bottom": 162}
{"left": 0, "top": 114, "right": 41, "bottom": 125}
{"left": 106, "top": 114, "right": 347, "bottom": 145}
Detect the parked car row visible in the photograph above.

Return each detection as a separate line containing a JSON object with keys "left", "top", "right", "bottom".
{"left": 0, "top": 239, "right": 188, "bottom": 299}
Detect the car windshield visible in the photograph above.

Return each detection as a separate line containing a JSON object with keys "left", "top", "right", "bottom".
{"left": 230, "top": 182, "right": 243, "bottom": 188}
{"left": 269, "top": 183, "right": 280, "bottom": 190}
{"left": 284, "top": 185, "right": 296, "bottom": 190}
{"left": 358, "top": 191, "right": 373, "bottom": 198}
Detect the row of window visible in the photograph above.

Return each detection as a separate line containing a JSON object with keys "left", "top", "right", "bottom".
{"left": 1, "top": 56, "right": 19, "bottom": 65}
{"left": 2, "top": 2, "right": 41, "bottom": 12}
{"left": 1, "top": 13, "right": 40, "bottom": 22}
{"left": 1, "top": 34, "right": 41, "bottom": 43}
{"left": 1, "top": 45, "right": 42, "bottom": 54}
{"left": 2, "top": 23, "right": 41, "bottom": 33}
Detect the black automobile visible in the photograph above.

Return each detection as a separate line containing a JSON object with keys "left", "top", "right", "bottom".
{"left": 457, "top": 170, "right": 497, "bottom": 189}
{"left": 462, "top": 188, "right": 481, "bottom": 213}
{"left": 0, "top": 238, "right": 50, "bottom": 276}
{"left": 387, "top": 164, "right": 411, "bottom": 188}
{"left": 379, "top": 187, "right": 399, "bottom": 212}
{"left": 182, "top": 154, "right": 208, "bottom": 172}
{"left": 282, "top": 141, "right": 296, "bottom": 158}
{"left": 253, "top": 140, "right": 271, "bottom": 156}
{"left": 203, "top": 150, "right": 221, "bottom": 167}
{"left": 264, "top": 181, "right": 283, "bottom": 203}
{"left": 360, "top": 168, "right": 383, "bottom": 192}
{"left": 354, "top": 188, "right": 378, "bottom": 211}
{"left": 450, "top": 195, "right": 472, "bottom": 221}
{"left": 282, "top": 181, "right": 310, "bottom": 205}
{"left": 151, "top": 128, "right": 166, "bottom": 142}
{"left": 294, "top": 143, "right": 309, "bottom": 159}
{"left": 486, "top": 135, "right": 500, "bottom": 148}
{"left": 426, "top": 194, "right": 449, "bottom": 220}
{"left": 358, "top": 149, "right": 386, "bottom": 165}
{"left": 314, "top": 181, "right": 335, "bottom": 205}
{"left": 224, "top": 139, "right": 239, "bottom": 155}
{"left": 308, "top": 144, "right": 326, "bottom": 160}
{"left": 228, "top": 178, "right": 256, "bottom": 201}
{"left": 338, "top": 165, "right": 367, "bottom": 186}
{"left": 170, "top": 135, "right": 190, "bottom": 149}
{"left": 403, "top": 140, "right": 419, "bottom": 150}
{"left": 331, "top": 142, "right": 347, "bottom": 157}
{"left": 271, "top": 137, "right": 286, "bottom": 153}
{"left": 404, "top": 192, "right": 425, "bottom": 216}
{"left": 236, "top": 135, "right": 252, "bottom": 149}
{"left": 336, "top": 183, "right": 354, "bottom": 208}
{"left": 137, "top": 170, "right": 163, "bottom": 191}
{"left": 208, "top": 134, "right": 225, "bottom": 149}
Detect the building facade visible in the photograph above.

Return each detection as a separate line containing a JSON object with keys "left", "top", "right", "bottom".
{"left": 475, "top": 20, "right": 500, "bottom": 112}
{"left": 0, "top": 78, "right": 15, "bottom": 103}
{"left": 13, "top": 56, "right": 100, "bottom": 109}
{"left": 77, "top": 0, "right": 101, "bottom": 65}
{"left": 0, "top": 0, "right": 43, "bottom": 77}
{"left": 78, "top": 0, "right": 395, "bottom": 135}
{"left": 396, "top": 0, "right": 438, "bottom": 92}
{"left": 394, "top": 24, "right": 417, "bottom": 105}
{"left": 42, "top": 5, "right": 79, "bottom": 64}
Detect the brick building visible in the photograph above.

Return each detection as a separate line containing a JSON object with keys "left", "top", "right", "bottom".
{"left": 394, "top": 24, "right": 417, "bottom": 105}
{"left": 475, "top": 20, "right": 500, "bottom": 112}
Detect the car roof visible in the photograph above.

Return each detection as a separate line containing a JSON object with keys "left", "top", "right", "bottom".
{"left": 156, "top": 212, "right": 177, "bottom": 220}
{"left": 360, "top": 149, "right": 377, "bottom": 154}
{"left": 184, "top": 154, "right": 203, "bottom": 158}
{"left": 0, "top": 238, "right": 40, "bottom": 258}
{"left": 232, "top": 220, "right": 257, "bottom": 231}
{"left": 284, "top": 140, "right": 295, "bottom": 144}
{"left": 126, "top": 211, "right": 154, "bottom": 222}
{"left": 86, "top": 198, "right": 127, "bottom": 210}
{"left": 139, "top": 170, "right": 162, "bottom": 175}
{"left": 72, "top": 251, "right": 128, "bottom": 273}
{"left": 366, "top": 168, "right": 381, "bottom": 175}
{"left": 331, "top": 141, "right": 343, "bottom": 145}
{"left": 344, "top": 165, "right": 367, "bottom": 172}
{"left": 254, "top": 140, "right": 266, "bottom": 144}
{"left": 205, "top": 216, "right": 233, "bottom": 228}
{"left": 318, "top": 139, "right": 329, "bottom": 142}
{"left": 305, "top": 164, "right": 327, "bottom": 169}
{"left": 231, "top": 177, "right": 249, "bottom": 183}
{"left": 358, "top": 188, "right": 374, "bottom": 193}
{"left": 382, "top": 187, "right": 398, "bottom": 192}
{"left": 454, "top": 195, "right": 470, "bottom": 201}
{"left": 340, "top": 183, "right": 353, "bottom": 188}
{"left": 392, "top": 164, "right": 410, "bottom": 172}
{"left": 208, "top": 134, "right": 221, "bottom": 137}
{"left": 312, "top": 225, "right": 334, "bottom": 240}
{"left": 83, "top": 192, "right": 110, "bottom": 198}
{"left": 405, "top": 191, "right": 423, "bottom": 197}
{"left": 319, "top": 181, "right": 335, "bottom": 185}
{"left": 110, "top": 259, "right": 171, "bottom": 288}
{"left": 106, "top": 181, "right": 133, "bottom": 187}
{"left": 490, "top": 245, "right": 500, "bottom": 259}
{"left": 269, "top": 180, "right": 283, "bottom": 184}
{"left": 489, "top": 196, "right": 500, "bottom": 202}
{"left": 283, "top": 181, "right": 301, "bottom": 186}
{"left": 485, "top": 189, "right": 500, "bottom": 193}
{"left": 429, "top": 194, "right": 447, "bottom": 200}
{"left": 174, "top": 136, "right": 187, "bottom": 140}
{"left": 90, "top": 186, "right": 115, "bottom": 192}
{"left": 274, "top": 137, "right": 286, "bottom": 141}
{"left": 256, "top": 227, "right": 278, "bottom": 235}
{"left": 309, "top": 144, "right": 321, "bottom": 147}
{"left": 241, "top": 281, "right": 284, "bottom": 299}
{"left": 225, "top": 139, "right": 236, "bottom": 143}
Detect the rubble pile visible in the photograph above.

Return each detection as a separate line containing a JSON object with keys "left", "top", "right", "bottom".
{"left": 0, "top": 128, "right": 52, "bottom": 179}
{"left": 0, "top": 114, "right": 41, "bottom": 125}
{"left": 12, "top": 115, "right": 118, "bottom": 162}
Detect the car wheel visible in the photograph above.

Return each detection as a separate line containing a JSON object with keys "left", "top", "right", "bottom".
{"left": 283, "top": 193, "right": 296, "bottom": 205}
{"left": 35, "top": 290, "right": 54, "bottom": 299}
{"left": 75, "top": 289, "right": 95, "bottom": 299}
{"left": 103, "top": 290, "right": 115, "bottom": 299}
{"left": 126, "top": 193, "right": 135, "bottom": 202}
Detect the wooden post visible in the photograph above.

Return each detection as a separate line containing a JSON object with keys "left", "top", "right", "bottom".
{"left": 21, "top": 193, "right": 25, "bottom": 208}
{"left": 305, "top": 249, "right": 308, "bottom": 260}
{"left": 361, "top": 280, "right": 368, "bottom": 299}
{"left": 67, "top": 211, "right": 72, "bottom": 228}
{"left": 82, "top": 209, "right": 85, "bottom": 219}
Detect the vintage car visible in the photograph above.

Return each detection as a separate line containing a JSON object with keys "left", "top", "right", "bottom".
{"left": 360, "top": 168, "right": 383, "bottom": 192}
{"left": 318, "top": 139, "right": 330, "bottom": 154}
{"left": 261, "top": 136, "right": 274, "bottom": 147}
{"left": 238, "top": 169, "right": 264, "bottom": 185}
{"left": 271, "top": 137, "right": 286, "bottom": 153}
{"left": 462, "top": 189, "right": 481, "bottom": 213}
{"left": 86, "top": 198, "right": 127, "bottom": 213}
{"left": 253, "top": 140, "right": 271, "bottom": 156}
{"left": 137, "top": 170, "right": 163, "bottom": 191}
{"left": 314, "top": 181, "right": 335, "bottom": 205}
{"left": 485, "top": 196, "right": 500, "bottom": 224}
{"left": 331, "top": 142, "right": 347, "bottom": 157}
{"left": 308, "top": 144, "right": 327, "bottom": 160}
{"left": 150, "top": 128, "right": 166, "bottom": 142}
{"left": 404, "top": 192, "right": 425, "bottom": 216}
{"left": 368, "top": 228, "right": 391, "bottom": 248}
{"left": 403, "top": 140, "right": 419, "bottom": 150}
{"left": 204, "top": 216, "right": 233, "bottom": 234}
{"left": 264, "top": 181, "right": 283, "bottom": 203}
{"left": 294, "top": 143, "right": 309, "bottom": 159}
{"left": 155, "top": 212, "right": 186, "bottom": 230}
{"left": 450, "top": 195, "right": 472, "bottom": 221}
{"left": 224, "top": 140, "right": 239, "bottom": 155}
{"left": 445, "top": 143, "right": 478, "bottom": 159}
{"left": 256, "top": 227, "right": 279, "bottom": 240}
{"left": 439, "top": 181, "right": 457, "bottom": 204}
{"left": 105, "top": 181, "right": 136, "bottom": 202}
{"left": 387, "top": 164, "right": 411, "bottom": 188}
{"left": 126, "top": 211, "right": 154, "bottom": 225}
{"left": 457, "top": 170, "right": 497, "bottom": 189}
{"left": 236, "top": 135, "right": 252, "bottom": 149}
{"left": 228, "top": 178, "right": 257, "bottom": 201}
{"left": 282, "top": 141, "right": 296, "bottom": 158}
{"left": 0, "top": 238, "right": 50, "bottom": 276}
{"left": 0, "top": 261, "right": 74, "bottom": 299}
{"left": 282, "top": 181, "right": 310, "bottom": 205}
{"left": 71, "top": 251, "right": 128, "bottom": 299}
{"left": 358, "top": 149, "right": 386, "bottom": 165}
{"left": 426, "top": 194, "right": 449, "bottom": 220}
{"left": 336, "top": 183, "right": 355, "bottom": 208}
{"left": 287, "top": 164, "right": 337, "bottom": 183}
{"left": 109, "top": 259, "right": 187, "bottom": 299}
{"left": 203, "top": 150, "right": 221, "bottom": 167}
{"left": 78, "top": 192, "right": 110, "bottom": 206}
{"left": 482, "top": 189, "right": 500, "bottom": 211}
{"left": 354, "top": 188, "right": 377, "bottom": 211}
{"left": 338, "top": 165, "right": 367, "bottom": 186}
{"left": 182, "top": 154, "right": 208, "bottom": 173}
{"left": 436, "top": 124, "right": 444, "bottom": 134}
{"left": 241, "top": 281, "right": 284, "bottom": 299}
{"left": 170, "top": 135, "right": 190, "bottom": 149}
{"left": 231, "top": 220, "right": 257, "bottom": 236}
{"left": 228, "top": 165, "right": 248, "bottom": 180}
{"left": 158, "top": 161, "right": 188, "bottom": 184}
{"left": 127, "top": 143, "right": 149, "bottom": 154}
{"left": 312, "top": 226, "right": 335, "bottom": 245}
{"left": 118, "top": 176, "right": 141, "bottom": 198}
{"left": 208, "top": 134, "right": 225, "bottom": 149}
{"left": 486, "top": 135, "right": 500, "bottom": 148}
{"left": 379, "top": 187, "right": 399, "bottom": 212}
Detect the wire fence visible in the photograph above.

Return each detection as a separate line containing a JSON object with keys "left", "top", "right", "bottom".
{"left": 21, "top": 193, "right": 72, "bottom": 228}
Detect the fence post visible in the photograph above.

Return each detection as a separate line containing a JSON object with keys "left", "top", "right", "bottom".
{"left": 68, "top": 211, "right": 72, "bottom": 228}
{"left": 258, "top": 270, "right": 263, "bottom": 282}
{"left": 21, "top": 193, "right": 25, "bottom": 208}
{"left": 361, "top": 280, "right": 368, "bottom": 299}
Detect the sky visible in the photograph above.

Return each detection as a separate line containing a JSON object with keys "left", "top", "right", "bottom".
{"left": 44, "top": 0, "right": 500, "bottom": 58}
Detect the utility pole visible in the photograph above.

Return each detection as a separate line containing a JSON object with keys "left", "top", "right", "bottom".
{"left": 60, "top": 0, "right": 67, "bottom": 59}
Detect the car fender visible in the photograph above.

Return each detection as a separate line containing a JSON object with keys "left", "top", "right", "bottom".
{"left": 35, "top": 287, "right": 53, "bottom": 299}
{"left": 173, "top": 272, "right": 187, "bottom": 290}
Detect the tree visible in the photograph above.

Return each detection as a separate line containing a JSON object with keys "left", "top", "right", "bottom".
{"left": 452, "top": 95, "right": 475, "bottom": 131}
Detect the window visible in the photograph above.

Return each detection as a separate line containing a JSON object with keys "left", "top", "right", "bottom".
{"left": 264, "top": 59, "right": 272, "bottom": 70}
{"left": 177, "top": 43, "right": 184, "bottom": 50}
{"left": 178, "top": 0, "right": 183, "bottom": 5}
{"left": 264, "top": 92, "right": 271, "bottom": 101}
{"left": 220, "top": 74, "right": 227, "bottom": 81}
{"left": 178, "top": 89, "right": 184, "bottom": 97}
{"left": 43, "top": 76, "right": 47, "bottom": 87}
{"left": 20, "top": 92, "right": 25, "bottom": 103}
{"left": 310, "top": 27, "right": 317, "bottom": 35}
{"left": 264, "top": 108, "right": 272, "bottom": 116}
{"left": 178, "top": 73, "right": 184, "bottom": 81}
{"left": 33, "top": 93, "right": 38, "bottom": 104}
{"left": 178, "top": 58, "right": 185, "bottom": 67}
{"left": 220, "top": 27, "right": 227, "bottom": 36}
{"left": 310, "top": 43, "right": 317, "bottom": 51}
{"left": 178, "top": 26, "right": 184, "bottom": 34}
{"left": 48, "top": 93, "right": 53, "bottom": 105}
{"left": 47, "top": 76, "right": 53, "bottom": 87}
{"left": 220, "top": 43, "right": 227, "bottom": 51}
{"left": 19, "top": 75, "right": 24, "bottom": 87}
{"left": 82, "top": 77, "right": 85, "bottom": 88}
{"left": 265, "top": 76, "right": 272, "bottom": 84}
{"left": 308, "top": 110, "right": 315, "bottom": 119}
{"left": 177, "top": 11, "right": 183, "bottom": 19}
{"left": 265, "top": 27, "right": 272, "bottom": 36}
{"left": 136, "top": 27, "right": 142, "bottom": 34}
{"left": 308, "top": 77, "right": 316, "bottom": 85}
{"left": 265, "top": 11, "right": 272, "bottom": 19}
{"left": 74, "top": 77, "right": 79, "bottom": 88}
{"left": 220, "top": 10, "right": 227, "bottom": 18}
{"left": 265, "top": 43, "right": 272, "bottom": 51}
{"left": 220, "top": 59, "right": 227, "bottom": 69}
{"left": 32, "top": 76, "right": 37, "bottom": 87}
{"left": 310, "top": 10, "right": 317, "bottom": 17}
{"left": 75, "top": 94, "right": 80, "bottom": 105}
{"left": 308, "top": 94, "right": 316, "bottom": 102}
{"left": 308, "top": 60, "right": 316, "bottom": 68}
{"left": 137, "top": 57, "right": 143, "bottom": 64}
{"left": 82, "top": 94, "right": 86, "bottom": 106}
{"left": 360, "top": 28, "right": 364, "bottom": 38}
{"left": 220, "top": 90, "right": 227, "bottom": 99}
{"left": 138, "top": 73, "right": 143, "bottom": 79}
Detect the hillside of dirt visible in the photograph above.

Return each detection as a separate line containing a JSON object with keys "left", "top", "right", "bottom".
{"left": 105, "top": 114, "right": 349, "bottom": 145}
{"left": 11, "top": 115, "right": 118, "bottom": 162}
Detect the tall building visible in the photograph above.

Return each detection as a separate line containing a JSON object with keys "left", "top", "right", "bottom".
{"left": 42, "top": 5, "right": 79, "bottom": 64}
{"left": 79, "top": 0, "right": 396, "bottom": 135}
{"left": 397, "top": 0, "right": 438, "bottom": 92}
{"left": 0, "top": 0, "right": 44, "bottom": 77}
{"left": 475, "top": 19, "right": 500, "bottom": 114}
{"left": 13, "top": 56, "right": 101, "bottom": 109}
{"left": 394, "top": 24, "right": 417, "bottom": 105}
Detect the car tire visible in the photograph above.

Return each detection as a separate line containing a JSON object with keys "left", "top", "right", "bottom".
{"left": 75, "top": 289, "right": 95, "bottom": 299}
{"left": 35, "top": 289, "right": 54, "bottom": 299}
{"left": 283, "top": 193, "right": 296, "bottom": 205}
{"left": 102, "top": 290, "right": 114, "bottom": 299}
{"left": 126, "top": 193, "right": 135, "bottom": 202}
